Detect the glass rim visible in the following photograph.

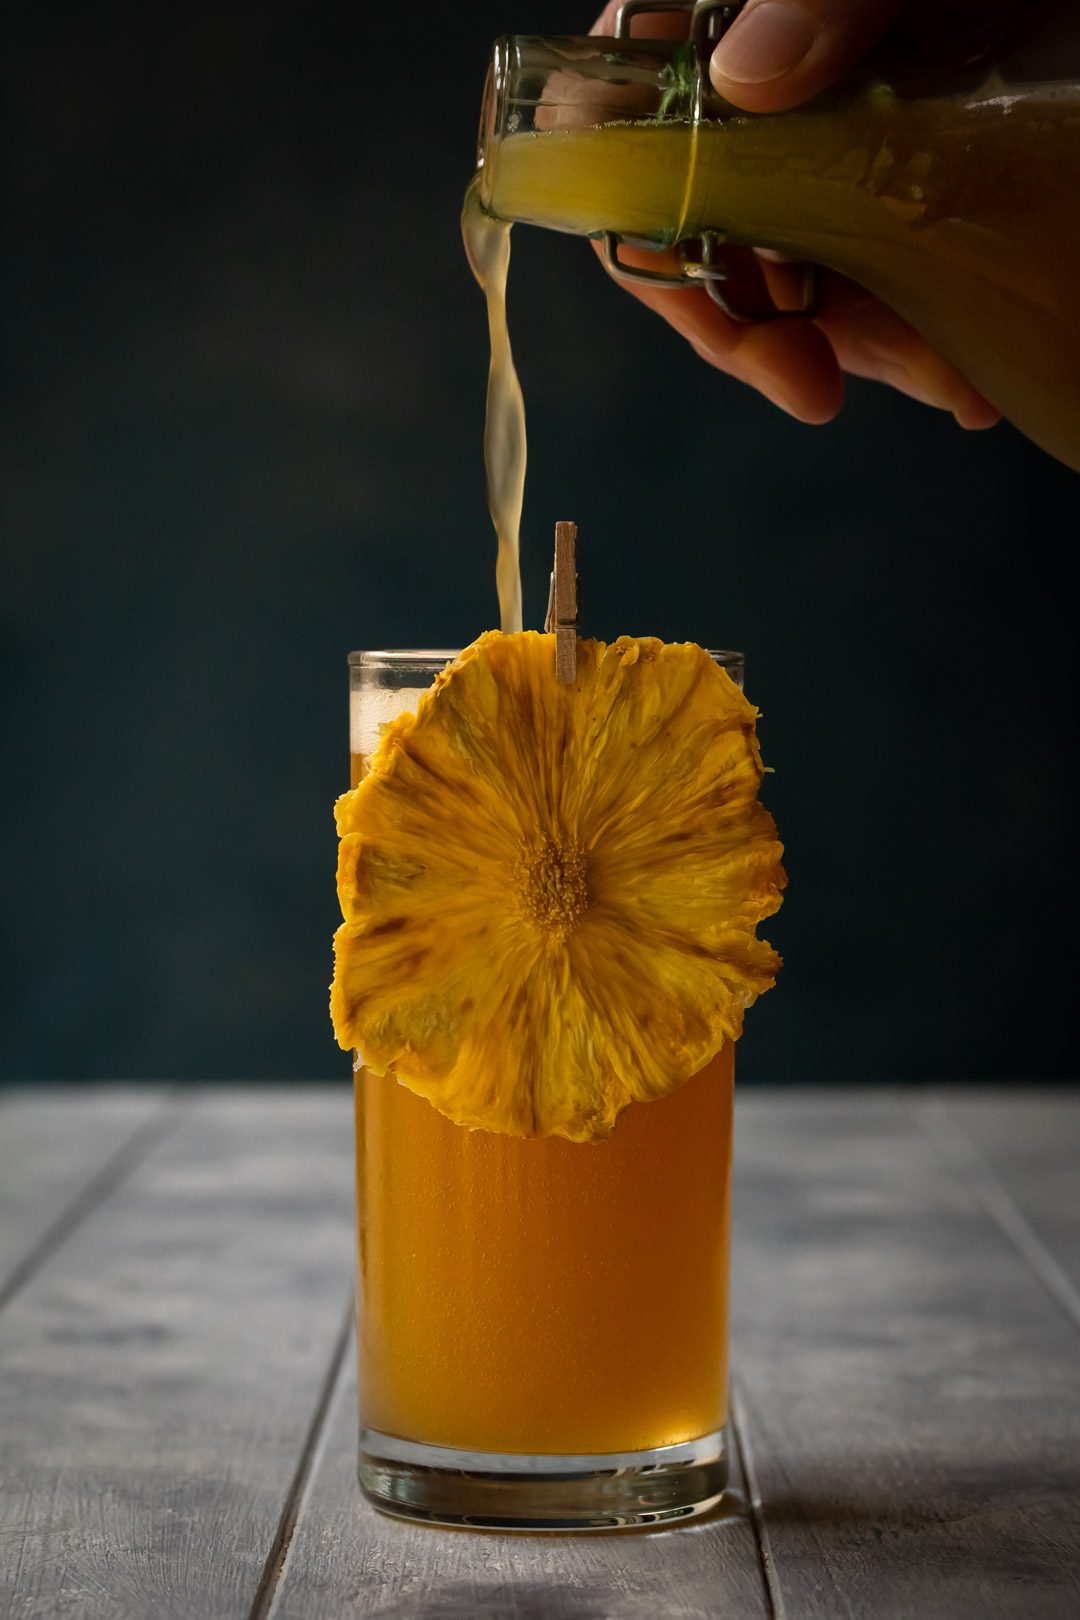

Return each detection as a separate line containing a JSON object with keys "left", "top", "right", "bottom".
{"left": 348, "top": 649, "right": 462, "bottom": 667}
{"left": 349, "top": 646, "right": 745, "bottom": 669}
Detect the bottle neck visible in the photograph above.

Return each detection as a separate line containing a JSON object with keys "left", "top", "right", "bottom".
{"left": 476, "top": 15, "right": 1080, "bottom": 242}
{"left": 477, "top": 35, "right": 701, "bottom": 225}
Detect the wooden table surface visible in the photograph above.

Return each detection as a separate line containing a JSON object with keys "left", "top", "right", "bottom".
{"left": 1, "top": 1086, "right": 1078, "bottom": 1619}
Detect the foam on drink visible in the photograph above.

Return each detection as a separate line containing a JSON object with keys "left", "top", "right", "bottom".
{"left": 349, "top": 683, "right": 423, "bottom": 766}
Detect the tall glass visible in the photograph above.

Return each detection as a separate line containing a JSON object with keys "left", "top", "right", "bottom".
{"left": 349, "top": 646, "right": 744, "bottom": 1530}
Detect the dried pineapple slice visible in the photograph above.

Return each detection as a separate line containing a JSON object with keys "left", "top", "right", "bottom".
{"left": 331, "top": 630, "right": 784, "bottom": 1142}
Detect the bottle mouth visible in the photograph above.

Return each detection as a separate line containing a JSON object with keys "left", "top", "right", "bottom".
{"left": 474, "top": 34, "right": 699, "bottom": 219}
{"left": 476, "top": 38, "right": 509, "bottom": 177}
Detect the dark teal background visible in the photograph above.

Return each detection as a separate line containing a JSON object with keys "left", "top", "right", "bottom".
{"left": 2, "top": 3, "right": 1076, "bottom": 1082}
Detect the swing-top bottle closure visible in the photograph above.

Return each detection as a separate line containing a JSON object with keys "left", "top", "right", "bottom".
{"left": 477, "top": 0, "right": 817, "bottom": 324}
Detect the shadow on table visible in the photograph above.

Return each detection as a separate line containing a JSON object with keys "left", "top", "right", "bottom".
{"left": 364, "top": 1583, "right": 616, "bottom": 1620}
{"left": 759, "top": 1463, "right": 1071, "bottom": 1527}
{"left": 358, "top": 1497, "right": 754, "bottom": 1618}
{"left": 756, "top": 1475, "right": 1072, "bottom": 1586}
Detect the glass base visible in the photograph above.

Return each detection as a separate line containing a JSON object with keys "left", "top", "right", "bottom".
{"left": 358, "top": 1427, "right": 728, "bottom": 1530}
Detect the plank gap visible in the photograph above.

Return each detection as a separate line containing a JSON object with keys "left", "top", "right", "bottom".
{"left": 730, "top": 1380, "right": 787, "bottom": 1620}
{"left": 916, "top": 1100, "right": 1080, "bottom": 1337}
{"left": 253, "top": 1292, "right": 355, "bottom": 1620}
{"left": 0, "top": 1090, "right": 188, "bottom": 1316}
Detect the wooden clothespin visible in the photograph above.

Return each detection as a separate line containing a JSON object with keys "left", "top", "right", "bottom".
{"left": 544, "top": 521, "right": 579, "bottom": 684}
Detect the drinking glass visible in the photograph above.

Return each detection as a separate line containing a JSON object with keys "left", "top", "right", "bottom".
{"left": 348, "top": 646, "right": 744, "bottom": 1530}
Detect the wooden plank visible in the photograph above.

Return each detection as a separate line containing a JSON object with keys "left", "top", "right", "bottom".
{"left": 922, "top": 1091, "right": 1080, "bottom": 1310}
{"left": 267, "top": 1354, "right": 770, "bottom": 1620}
{"left": 0, "top": 1086, "right": 181, "bottom": 1309}
{"left": 0, "top": 1087, "right": 354, "bottom": 1620}
{"left": 730, "top": 1093, "right": 1080, "bottom": 1620}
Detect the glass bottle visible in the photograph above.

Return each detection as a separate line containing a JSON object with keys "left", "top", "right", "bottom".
{"left": 475, "top": 1, "right": 1080, "bottom": 471}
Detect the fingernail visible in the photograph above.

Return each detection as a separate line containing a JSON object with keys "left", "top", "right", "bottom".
{"left": 711, "top": 2, "right": 819, "bottom": 86}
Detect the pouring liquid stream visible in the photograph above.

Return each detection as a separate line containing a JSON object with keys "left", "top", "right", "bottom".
{"left": 462, "top": 177, "right": 526, "bottom": 634}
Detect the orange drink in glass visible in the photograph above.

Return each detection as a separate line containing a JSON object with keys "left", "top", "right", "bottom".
{"left": 346, "top": 647, "right": 745, "bottom": 1529}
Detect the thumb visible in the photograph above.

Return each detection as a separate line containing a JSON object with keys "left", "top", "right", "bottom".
{"left": 710, "top": 0, "right": 904, "bottom": 113}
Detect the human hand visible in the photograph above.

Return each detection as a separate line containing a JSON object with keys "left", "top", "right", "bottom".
{"left": 590, "top": 0, "right": 1006, "bottom": 430}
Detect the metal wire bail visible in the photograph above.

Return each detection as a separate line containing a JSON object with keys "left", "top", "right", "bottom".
{"left": 602, "top": 0, "right": 818, "bottom": 323}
